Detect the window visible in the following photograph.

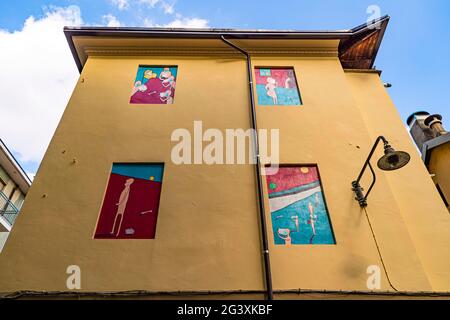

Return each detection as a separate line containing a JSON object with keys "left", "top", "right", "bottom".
{"left": 265, "top": 165, "right": 335, "bottom": 245}
{"left": 255, "top": 67, "right": 302, "bottom": 106}
{"left": 94, "top": 163, "right": 164, "bottom": 239}
{"left": 130, "top": 66, "right": 177, "bottom": 104}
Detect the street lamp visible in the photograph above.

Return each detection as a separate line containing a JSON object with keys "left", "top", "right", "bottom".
{"left": 352, "top": 136, "right": 411, "bottom": 207}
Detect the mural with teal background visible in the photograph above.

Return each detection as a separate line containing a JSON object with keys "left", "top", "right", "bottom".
{"left": 135, "top": 66, "right": 178, "bottom": 84}
{"left": 266, "top": 166, "right": 335, "bottom": 245}
{"left": 255, "top": 67, "right": 302, "bottom": 106}
{"left": 130, "top": 66, "right": 178, "bottom": 104}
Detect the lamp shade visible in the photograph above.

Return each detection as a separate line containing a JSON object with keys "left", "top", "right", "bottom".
{"left": 377, "top": 147, "right": 411, "bottom": 171}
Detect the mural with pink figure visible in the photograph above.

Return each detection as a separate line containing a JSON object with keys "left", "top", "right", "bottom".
{"left": 255, "top": 67, "right": 302, "bottom": 106}
{"left": 130, "top": 66, "right": 177, "bottom": 104}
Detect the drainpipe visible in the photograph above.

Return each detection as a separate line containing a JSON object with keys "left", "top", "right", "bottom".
{"left": 220, "top": 36, "right": 274, "bottom": 300}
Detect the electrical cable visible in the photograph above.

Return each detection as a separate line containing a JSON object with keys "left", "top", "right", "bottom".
{"left": 363, "top": 207, "right": 399, "bottom": 292}
{"left": 3, "top": 289, "right": 450, "bottom": 300}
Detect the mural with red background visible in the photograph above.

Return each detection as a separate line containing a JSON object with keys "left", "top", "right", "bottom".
{"left": 94, "top": 163, "right": 164, "bottom": 239}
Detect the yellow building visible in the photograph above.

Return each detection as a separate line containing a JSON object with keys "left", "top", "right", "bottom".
{"left": 1, "top": 16, "right": 450, "bottom": 299}
{"left": 0, "top": 139, "right": 31, "bottom": 253}
{"left": 407, "top": 112, "right": 450, "bottom": 212}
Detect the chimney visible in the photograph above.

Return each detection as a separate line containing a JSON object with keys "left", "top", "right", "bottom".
{"left": 407, "top": 111, "right": 436, "bottom": 151}
{"left": 424, "top": 114, "right": 447, "bottom": 137}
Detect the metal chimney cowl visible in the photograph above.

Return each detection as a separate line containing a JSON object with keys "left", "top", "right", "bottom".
{"left": 424, "top": 114, "right": 447, "bottom": 137}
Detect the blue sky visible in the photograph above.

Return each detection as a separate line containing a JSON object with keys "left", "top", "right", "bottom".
{"left": 1, "top": 0, "right": 449, "bottom": 176}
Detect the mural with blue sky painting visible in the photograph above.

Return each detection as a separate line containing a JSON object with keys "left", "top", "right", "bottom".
{"left": 266, "top": 166, "right": 335, "bottom": 245}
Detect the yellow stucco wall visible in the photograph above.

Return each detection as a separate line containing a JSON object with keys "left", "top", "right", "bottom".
{"left": 255, "top": 59, "right": 431, "bottom": 292}
{"left": 345, "top": 71, "right": 450, "bottom": 291}
{"left": 428, "top": 144, "right": 450, "bottom": 211}
{"left": 1, "top": 43, "right": 449, "bottom": 295}
{"left": 0, "top": 56, "right": 264, "bottom": 293}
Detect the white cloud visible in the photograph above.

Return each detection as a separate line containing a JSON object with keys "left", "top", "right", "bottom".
{"left": 140, "top": 0, "right": 161, "bottom": 7}
{"left": 162, "top": 2, "right": 175, "bottom": 14}
{"left": 0, "top": 6, "right": 82, "bottom": 163}
{"left": 143, "top": 17, "right": 209, "bottom": 28}
{"left": 110, "top": 0, "right": 130, "bottom": 11}
{"left": 0, "top": 4, "right": 208, "bottom": 165}
{"left": 142, "top": 18, "right": 155, "bottom": 27}
{"left": 140, "top": 0, "right": 175, "bottom": 15}
{"left": 139, "top": 0, "right": 208, "bottom": 27}
{"left": 102, "top": 14, "right": 122, "bottom": 27}
{"left": 163, "top": 17, "right": 208, "bottom": 28}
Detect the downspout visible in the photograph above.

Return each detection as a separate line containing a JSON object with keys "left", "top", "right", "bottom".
{"left": 220, "top": 36, "right": 274, "bottom": 300}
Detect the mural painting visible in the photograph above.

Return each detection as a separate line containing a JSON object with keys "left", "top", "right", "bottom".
{"left": 130, "top": 66, "right": 177, "bottom": 104}
{"left": 94, "top": 163, "right": 164, "bottom": 239}
{"left": 255, "top": 67, "right": 302, "bottom": 106}
{"left": 265, "top": 166, "right": 335, "bottom": 245}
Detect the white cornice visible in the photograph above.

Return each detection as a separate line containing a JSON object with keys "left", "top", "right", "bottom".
{"left": 83, "top": 46, "right": 339, "bottom": 58}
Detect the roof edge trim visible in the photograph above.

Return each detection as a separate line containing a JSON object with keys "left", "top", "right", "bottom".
{"left": 64, "top": 15, "right": 390, "bottom": 73}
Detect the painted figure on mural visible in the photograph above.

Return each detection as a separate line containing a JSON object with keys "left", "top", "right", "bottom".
{"left": 160, "top": 89, "right": 173, "bottom": 104}
{"left": 291, "top": 215, "right": 299, "bottom": 232}
{"left": 265, "top": 77, "right": 278, "bottom": 104}
{"left": 144, "top": 69, "right": 157, "bottom": 80}
{"left": 131, "top": 81, "right": 148, "bottom": 95}
{"left": 266, "top": 166, "right": 335, "bottom": 245}
{"left": 284, "top": 77, "right": 291, "bottom": 89}
{"left": 159, "top": 67, "right": 176, "bottom": 89}
{"left": 277, "top": 228, "right": 292, "bottom": 246}
{"left": 255, "top": 68, "right": 302, "bottom": 106}
{"left": 130, "top": 66, "right": 178, "bottom": 104}
{"left": 111, "top": 178, "right": 134, "bottom": 237}
{"left": 307, "top": 201, "right": 317, "bottom": 236}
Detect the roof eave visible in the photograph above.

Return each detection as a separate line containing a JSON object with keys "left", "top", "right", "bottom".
{"left": 422, "top": 134, "right": 450, "bottom": 166}
{"left": 0, "top": 139, "right": 32, "bottom": 194}
{"left": 64, "top": 15, "right": 390, "bottom": 73}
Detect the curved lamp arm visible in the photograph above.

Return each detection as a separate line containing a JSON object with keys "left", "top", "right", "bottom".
{"left": 352, "top": 136, "right": 388, "bottom": 207}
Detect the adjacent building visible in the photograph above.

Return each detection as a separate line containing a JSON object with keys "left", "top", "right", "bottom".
{"left": 0, "top": 139, "right": 31, "bottom": 252}
{"left": 407, "top": 112, "right": 450, "bottom": 212}
{"left": 1, "top": 16, "right": 450, "bottom": 299}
